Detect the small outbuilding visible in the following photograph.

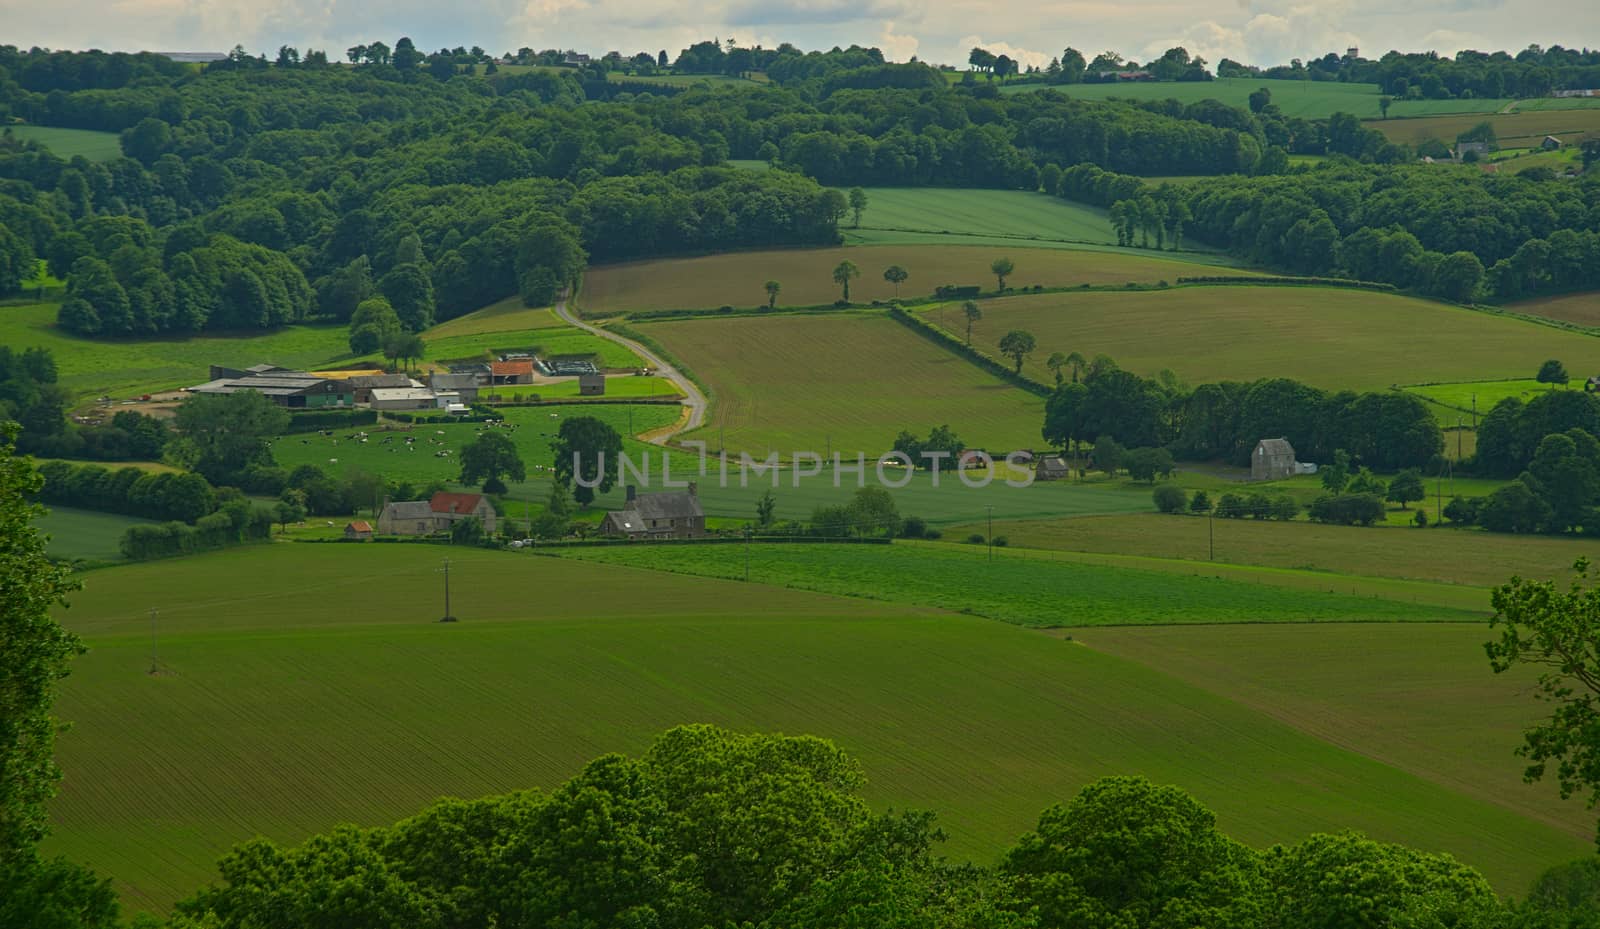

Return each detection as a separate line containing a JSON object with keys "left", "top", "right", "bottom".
{"left": 344, "top": 520, "right": 374, "bottom": 541}
{"left": 368, "top": 387, "right": 439, "bottom": 411}
{"left": 1251, "top": 438, "right": 1297, "bottom": 481}
{"left": 1036, "top": 455, "right": 1071, "bottom": 481}
{"left": 578, "top": 372, "right": 606, "bottom": 396}
{"left": 490, "top": 360, "right": 535, "bottom": 385}
{"left": 1541, "top": 135, "right": 1563, "bottom": 150}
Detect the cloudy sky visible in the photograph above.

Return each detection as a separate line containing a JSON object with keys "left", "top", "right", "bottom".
{"left": 2, "top": 0, "right": 1593, "bottom": 69}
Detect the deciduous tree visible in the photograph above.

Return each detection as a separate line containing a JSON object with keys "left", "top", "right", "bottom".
{"left": 459, "top": 432, "right": 526, "bottom": 494}
{"left": 831, "top": 260, "right": 859, "bottom": 302}
{"left": 552, "top": 416, "right": 623, "bottom": 506}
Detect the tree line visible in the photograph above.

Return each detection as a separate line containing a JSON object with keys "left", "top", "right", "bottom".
{"left": 1041, "top": 356, "right": 1442, "bottom": 471}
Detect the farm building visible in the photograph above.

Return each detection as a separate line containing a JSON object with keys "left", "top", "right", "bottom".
{"left": 578, "top": 373, "right": 606, "bottom": 396}
{"left": 448, "top": 363, "right": 492, "bottom": 385}
{"left": 957, "top": 449, "right": 990, "bottom": 469}
{"left": 428, "top": 373, "right": 481, "bottom": 402}
{"left": 602, "top": 484, "right": 706, "bottom": 540}
{"left": 344, "top": 520, "right": 373, "bottom": 541}
{"left": 1455, "top": 141, "right": 1492, "bottom": 160}
{"left": 1541, "top": 135, "right": 1564, "bottom": 150}
{"left": 189, "top": 371, "right": 353, "bottom": 408}
{"left": 376, "top": 492, "right": 498, "bottom": 536}
{"left": 1251, "top": 438, "right": 1298, "bottom": 481}
{"left": 368, "top": 387, "right": 439, "bottom": 411}
{"left": 1036, "top": 455, "right": 1071, "bottom": 481}
{"left": 491, "top": 360, "right": 535, "bottom": 385}
{"left": 343, "top": 374, "right": 421, "bottom": 403}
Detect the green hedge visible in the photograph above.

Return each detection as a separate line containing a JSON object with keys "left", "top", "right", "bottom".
{"left": 1175, "top": 276, "right": 1397, "bottom": 292}
{"left": 934, "top": 285, "right": 983, "bottom": 299}
{"left": 886, "top": 307, "right": 1053, "bottom": 397}
{"left": 282, "top": 409, "right": 379, "bottom": 433}
{"left": 119, "top": 500, "right": 274, "bottom": 560}
{"left": 36, "top": 460, "right": 219, "bottom": 523}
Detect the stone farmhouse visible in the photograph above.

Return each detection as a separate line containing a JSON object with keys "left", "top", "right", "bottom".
{"left": 602, "top": 484, "right": 706, "bottom": 539}
{"left": 377, "top": 491, "right": 498, "bottom": 536}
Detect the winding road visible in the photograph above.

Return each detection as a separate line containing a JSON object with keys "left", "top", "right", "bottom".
{"left": 553, "top": 294, "right": 708, "bottom": 445}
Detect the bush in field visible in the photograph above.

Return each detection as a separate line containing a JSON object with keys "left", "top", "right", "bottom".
{"left": 1153, "top": 484, "right": 1188, "bottom": 513}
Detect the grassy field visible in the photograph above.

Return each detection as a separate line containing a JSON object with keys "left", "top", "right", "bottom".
{"left": 1083, "top": 622, "right": 1587, "bottom": 853}
{"left": 1369, "top": 107, "right": 1600, "bottom": 146}
{"left": 34, "top": 506, "right": 154, "bottom": 562}
{"left": 845, "top": 188, "right": 1117, "bottom": 247}
{"left": 0, "top": 302, "right": 358, "bottom": 400}
{"left": 578, "top": 245, "right": 1252, "bottom": 314}
{"left": 557, "top": 541, "right": 1475, "bottom": 626}
{"left": 633, "top": 311, "right": 1044, "bottom": 455}
{"left": 6, "top": 125, "right": 123, "bottom": 160}
{"left": 420, "top": 297, "right": 566, "bottom": 338}
{"left": 926, "top": 286, "right": 1600, "bottom": 391}
{"left": 488, "top": 376, "right": 679, "bottom": 400}
{"left": 946, "top": 511, "right": 1594, "bottom": 589}
{"left": 993, "top": 77, "right": 1528, "bottom": 120}
{"left": 1512, "top": 291, "right": 1600, "bottom": 328}
{"left": 1403, "top": 379, "right": 1569, "bottom": 418}
{"left": 45, "top": 544, "right": 1584, "bottom": 910}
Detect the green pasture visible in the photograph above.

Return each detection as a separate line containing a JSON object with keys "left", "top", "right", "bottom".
{"left": 556, "top": 540, "right": 1470, "bottom": 627}
{"left": 994, "top": 77, "right": 1444, "bottom": 120}
{"left": 948, "top": 511, "right": 1594, "bottom": 590}
{"left": 1512, "top": 291, "right": 1600, "bottom": 328}
{"left": 1403, "top": 378, "right": 1571, "bottom": 418}
{"left": 1084, "top": 622, "right": 1587, "bottom": 858}
{"left": 421, "top": 297, "right": 566, "bottom": 338}
{"left": 929, "top": 285, "right": 1600, "bottom": 391}
{"left": 1369, "top": 108, "right": 1600, "bottom": 147}
{"left": 34, "top": 506, "right": 154, "bottom": 562}
{"left": 45, "top": 544, "right": 1584, "bottom": 909}
{"left": 0, "top": 302, "right": 356, "bottom": 400}
{"left": 633, "top": 311, "right": 1044, "bottom": 455}
{"left": 843, "top": 187, "right": 1119, "bottom": 247}
{"left": 578, "top": 244, "right": 1250, "bottom": 314}
{"left": 6, "top": 124, "right": 123, "bottom": 160}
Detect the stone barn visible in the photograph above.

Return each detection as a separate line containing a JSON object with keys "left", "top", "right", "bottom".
{"left": 578, "top": 372, "right": 606, "bottom": 396}
{"left": 1251, "top": 438, "right": 1297, "bottom": 481}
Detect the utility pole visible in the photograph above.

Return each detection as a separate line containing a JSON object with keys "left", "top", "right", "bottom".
{"left": 439, "top": 557, "right": 457, "bottom": 622}
{"left": 1208, "top": 508, "right": 1214, "bottom": 561}
{"left": 744, "top": 526, "right": 751, "bottom": 582}
{"left": 148, "top": 607, "right": 159, "bottom": 675}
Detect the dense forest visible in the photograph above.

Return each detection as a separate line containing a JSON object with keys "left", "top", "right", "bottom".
{"left": 0, "top": 40, "right": 1597, "bottom": 340}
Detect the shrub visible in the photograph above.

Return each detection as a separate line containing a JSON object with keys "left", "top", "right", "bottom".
{"left": 992, "top": 536, "right": 1008, "bottom": 547}
{"left": 1270, "top": 496, "right": 1299, "bottom": 521}
{"left": 901, "top": 516, "right": 928, "bottom": 539}
{"left": 1153, "top": 484, "right": 1188, "bottom": 513}
{"left": 1442, "top": 496, "right": 1480, "bottom": 525}
{"left": 1307, "top": 493, "right": 1387, "bottom": 526}
{"left": 966, "top": 533, "right": 985, "bottom": 545}
{"left": 1217, "top": 492, "right": 1247, "bottom": 519}
{"left": 923, "top": 528, "right": 943, "bottom": 541}
{"left": 1413, "top": 510, "right": 1429, "bottom": 528}
{"left": 1189, "top": 490, "right": 1212, "bottom": 513}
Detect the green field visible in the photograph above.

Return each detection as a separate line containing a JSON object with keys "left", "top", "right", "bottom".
{"left": 578, "top": 244, "right": 1251, "bottom": 314}
{"left": 634, "top": 311, "right": 1044, "bottom": 455}
{"left": 991, "top": 77, "right": 1513, "bottom": 120}
{"left": 926, "top": 285, "right": 1600, "bottom": 391}
{"left": 0, "top": 297, "right": 641, "bottom": 401}
{"left": 948, "top": 511, "right": 1596, "bottom": 590}
{"left": 0, "top": 302, "right": 358, "bottom": 400}
{"left": 556, "top": 540, "right": 1474, "bottom": 626}
{"left": 488, "top": 376, "right": 679, "bottom": 400}
{"left": 6, "top": 125, "right": 123, "bottom": 160}
{"left": 1403, "top": 378, "right": 1570, "bottom": 418}
{"left": 844, "top": 188, "right": 1110, "bottom": 247}
{"left": 1369, "top": 108, "right": 1600, "bottom": 147}
{"left": 1513, "top": 291, "right": 1600, "bottom": 328}
{"left": 44, "top": 544, "right": 1586, "bottom": 910}
{"left": 34, "top": 506, "right": 154, "bottom": 562}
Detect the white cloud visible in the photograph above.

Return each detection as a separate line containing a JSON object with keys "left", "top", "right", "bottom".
{"left": 878, "top": 21, "right": 920, "bottom": 62}
{"left": 954, "top": 34, "right": 1050, "bottom": 70}
{"left": 0, "top": 0, "right": 1588, "bottom": 68}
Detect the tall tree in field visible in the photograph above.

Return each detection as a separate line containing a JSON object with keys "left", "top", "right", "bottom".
{"left": 998, "top": 330, "right": 1037, "bottom": 374}
{"left": 991, "top": 257, "right": 1015, "bottom": 291}
{"left": 847, "top": 188, "right": 868, "bottom": 228}
{"left": 763, "top": 280, "right": 781, "bottom": 308}
{"left": 459, "top": 431, "right": 526, "bottom": 494}
{"left": 1487, "top": 559, "right": 1600, "bottom": 842}
{"left": 961, "top": 300, "right": 982, "bottom": 345}
{"left": 1538, "top": 359, "right": 1570, "bottom": 387}
{"left": 1379, "top": 95, "right": 1393, "bottom": 118}
{"left": 171, "top": 391, "right": 289, "bottom": 482}
{"left": 1386, "top": 467, "right": 1425, "bottom": 510}
{"left": 0, "top": 423, "right": 85, "bottom": 861}
{"left": 1064, "top": 351, "right": 1086, "bottom": 383}
{"left": 882, "top": 265, "right": 908, "bottom": 298}
{"left": 831, "top": 260, "right": 859, "bottom": 302}
{"left": 552, "top": 416, "right": 623, "bottom": 506}
{"left": 1046, "top": 352, "right": 1068, "bottom": 385}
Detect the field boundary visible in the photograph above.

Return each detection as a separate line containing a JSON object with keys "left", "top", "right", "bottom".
{"left": 887, "top": 306, "right": 1054, "bottom": 396}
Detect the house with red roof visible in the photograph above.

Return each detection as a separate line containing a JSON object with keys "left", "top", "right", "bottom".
{"left": 490, "top": 360, "right": 534, "bottom": 385}
{"left": 376, "top": 492, "right": 498, "bottom": 536}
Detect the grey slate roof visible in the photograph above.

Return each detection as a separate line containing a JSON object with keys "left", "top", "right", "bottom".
{"left": 1255, "top": 438, "right": 1294, "bottom": 457}
{"left": 345, "top": 374, "right": 416, "bottom": 389}
{"left": 624, "top": 491, "right": 704, "bottom": 521}
{"left": 429, "top": 373, "right": 481, "bottom": 390}
{"left": 382, "top": 500, "right": 434, "bottom": 521}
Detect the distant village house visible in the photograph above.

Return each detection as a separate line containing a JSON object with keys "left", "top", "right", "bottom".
{"left": 377, "top": 492, "right": 498, "bottom": 536}
{"left": 602, "top": 484, "right": 706, "bottom": 539}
